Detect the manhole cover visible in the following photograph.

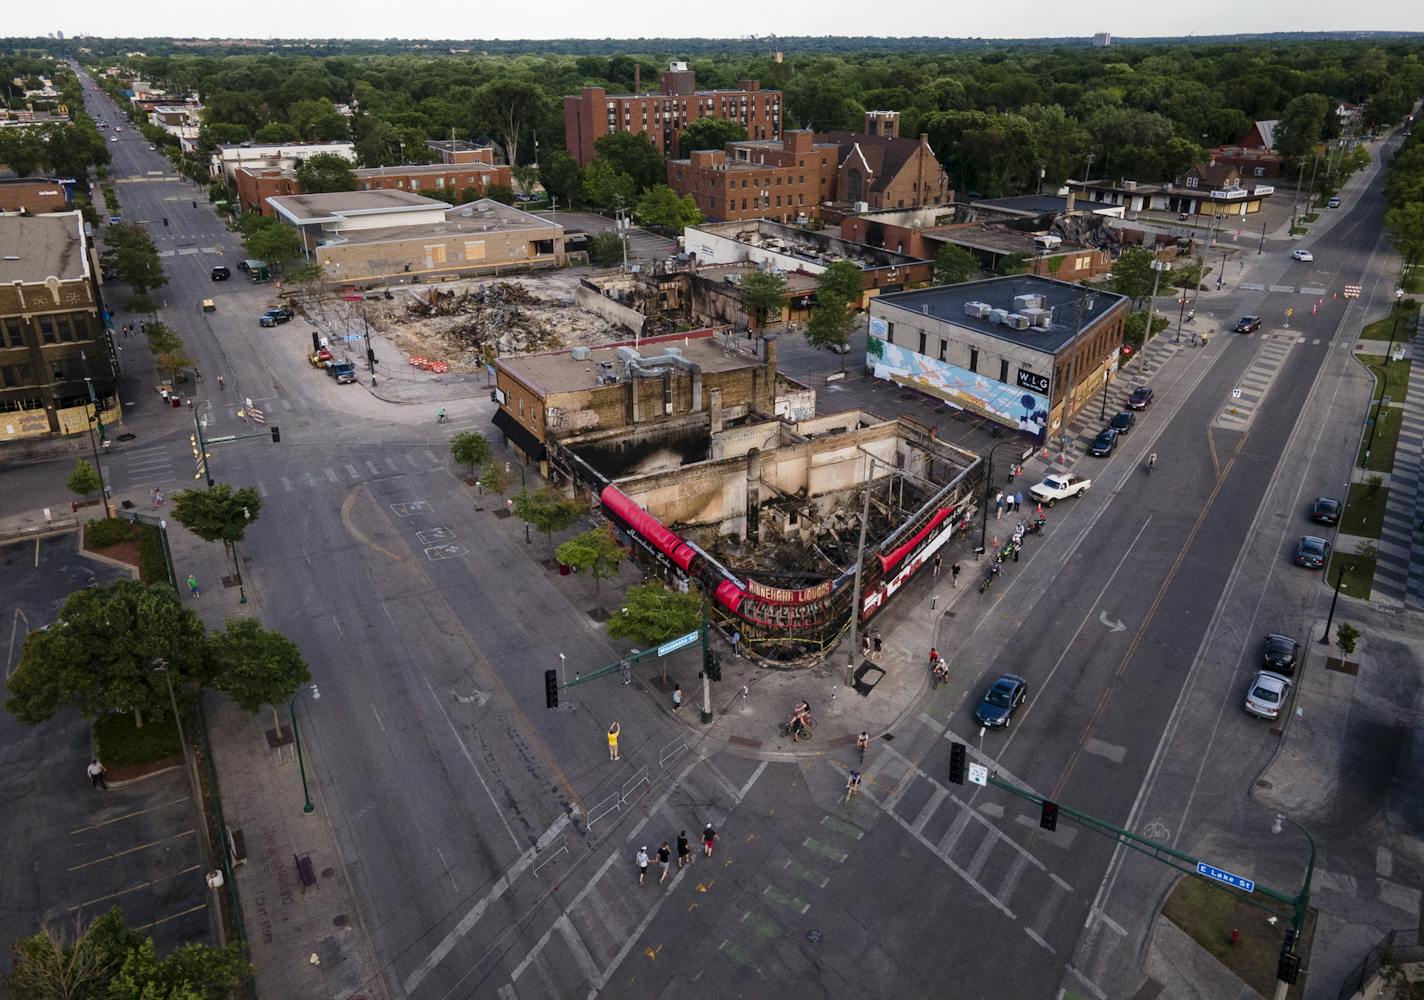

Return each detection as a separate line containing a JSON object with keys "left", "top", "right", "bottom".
{"left": 333, "top": 914, "right": 349, "bottom": 927}
{"left": 806, "top": 929, "right": 822, "bottom": 944}
{"left": 115, "top": 433, "right": 136, "bottom": 442}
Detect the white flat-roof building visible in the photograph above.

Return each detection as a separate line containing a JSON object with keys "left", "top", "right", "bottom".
{"left": 210, "top": 141, "right": 357, "bottom": 183}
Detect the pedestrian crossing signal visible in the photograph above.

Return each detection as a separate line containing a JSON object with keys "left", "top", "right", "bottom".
{"left": 949, "top": 741, "right": 967, "bottom": 785}
{"left": 270, "top": 426, "right": 281, "bottom": 443}
{"left": 1039, "top": 801, "right": 1059, "bottom": 832}
{"left": 544, "top": 669, "right": 559, "bottom": 709}
{"left": 708, "top": 653, "right": 722, "bottom": 682}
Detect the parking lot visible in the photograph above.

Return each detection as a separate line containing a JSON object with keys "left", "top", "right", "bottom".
{"left": 0, "top": 534, "right": 215, "bottom": 952}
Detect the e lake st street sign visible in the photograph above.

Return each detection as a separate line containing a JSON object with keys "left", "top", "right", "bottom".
{"left": 1196, "top": 861, "right": 1255, "bottom": 893}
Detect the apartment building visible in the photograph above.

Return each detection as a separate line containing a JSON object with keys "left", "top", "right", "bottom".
{"left": 666, "top": 130, "right": 840, "bottom": 223}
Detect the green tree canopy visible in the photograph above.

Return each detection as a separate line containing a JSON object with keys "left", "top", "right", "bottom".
{"left": 295, "top": 152, "right": 357, "bottom": 193}
{"left": 170, "top": 484, "right": 263, "bottom": 546}
{"left": 739, "top": 270, "right": 788, "bottom": 330}
{"left": 5, "top": 580, "right": 209, "bottom": 726}
{"left": 512, "top": 488, "right": 584, "bottom": 555}
{"left": 677, "top": 117, "right": 748, "bottom": 157}
{"left": 1109, "top": 248, "right": 1159, "bottom": 306}
{"left": 933, "top": 244, "right": 979, "bottom": 284}
{"left": 67, "top": 459, "right": 102, "bottom": 500}
{"left": 485, "top": 183, "right": 516, "bottom": 205}
{"left": 582, "top": 159, "right": 637, "bottom": 213}
{"left": 607, "top": 581, "right": 701, "bottom": 647}
{"left": 588, "top": 230, "right": 627, "bottom": 267}
{"left": 471, "top": 77, "right": 547, "bottom": 167}
{"left": 240, "top": 220, "right": 303, "bottom": 269}
{"left": 805, "top": 290, "right": 855, "bottom": 364}
{"left": 208, "top": 619, "right": 311, "bottom": 731}
{"left": 593, "top": 131, "right": 665, "bottom": 193}
{"left": 101, "top": 223, "right": 168, "bottom": 295}
{"left": 555, "top": 527, "right": 624, "bottom": 614}
{"left": 450, "top": 431, "right": 494, "bottom": 474}
{"left": 539, "top": 148, "right": 583, "bottom": 206}
{"left": 816, "top": 260, "right": 864, "bottom": 306}
{"left": 1274, "top": 93, "right": 1332, "bottom": 159}
{"left": 635, "top": 185, "right": 702, "bottom": 230}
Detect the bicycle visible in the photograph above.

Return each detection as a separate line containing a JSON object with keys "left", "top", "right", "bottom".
{"left": 979, "top": 564, "right": 1000, "bottom": 594}
{"left": 844, "top": 772, "right": 862, "bottom": 803}
{"left": 779, "top": 715, "right": 814, "bottom": 741}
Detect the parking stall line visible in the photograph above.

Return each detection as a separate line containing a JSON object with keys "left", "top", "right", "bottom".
{"left": 67, "top": 864, "right": 203, "bottom": 912}
{"left": 67, "top": 797, "right": 191, "bottom": 834}
{"left": 68, "top": 829, "right": 196, "bottom": 872}
{"left": 137, "top": 902, "right": 208, "bottom": 931}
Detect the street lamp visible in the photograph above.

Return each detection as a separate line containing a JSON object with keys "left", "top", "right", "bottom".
{"left": 506, "top": 461, "right": 530, "bottom": 543}
{"left": 82, "top": 377, "right": 113, "bottom": 518}
{"left": 153, "top": 658, "right": 189, "bottom": 766}
{"left": 1318, "top": 565, "right": 1346, "bottom": 644}
{"left": 289, "top": 684, "right": 321, "bottom": 814}
{"left": 1146, "top": 259, "right": 1172, "bottom": 348}
{"left": 1269, "top": 813, "right": 1316, "bottom": 1000}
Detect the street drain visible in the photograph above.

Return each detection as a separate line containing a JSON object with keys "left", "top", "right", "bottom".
{"left": 333, "top": 914, "right": 349, "bottom": 927}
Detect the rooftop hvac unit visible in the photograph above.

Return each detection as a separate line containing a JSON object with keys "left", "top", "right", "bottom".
{"left": 617, "top": 346, "right": 642, "bottom": 366}
{"left": 1033, "top": 235, "right": 1062, "bottom": 251}
{"left": 1021, "top": 308, "right": 1052, "bottom": 327}
{"left": 1013, "top": 293, "right": 1043, "bottom": 312}
{"left": 571, "top": 346, "right": 592, "bottom": 361}
{"left": 853, "top": 201, "right": 869, "bottom": 213}
{"left": 988, "top": 308, "right": 1009, "bottom": 324}
{"left": 1005, "top": 313, "right": 1031, "bottom": 330}
{"left": 1122, "top": 180, "right": 1137, "bottom": 190}
{"left": 963, "top": 300, "right": 992, "bottom": 318}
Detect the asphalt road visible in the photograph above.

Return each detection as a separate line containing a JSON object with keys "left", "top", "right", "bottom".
{"left": 61, "top": 72, "right": 1416, "bottom": 1000}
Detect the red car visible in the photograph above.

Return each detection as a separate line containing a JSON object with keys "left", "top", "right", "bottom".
{"left": 1127, "top": 385, "right": 1154, "bottom": 410}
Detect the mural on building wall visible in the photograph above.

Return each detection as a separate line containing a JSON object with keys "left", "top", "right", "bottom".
{"left": 868, "top": 333, "right": 1048, "bottom": 440}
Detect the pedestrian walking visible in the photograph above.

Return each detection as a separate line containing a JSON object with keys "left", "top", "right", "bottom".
{"left": 436, "top": 407, "right": 448, "bottom": 423}
{"left": 658, "top": 842, "right": 672, "bottom": 883}
{"left": 730, "top": 629, "right": 742, "bottom": 656}
{"left": 1007, "top": 464, "right": 1016, "bottom": 484}
{"left": 872, "top": 631, "right": 882, "bottom": 653}
{"left": 87, "top": 759, "right": 107, "bottom": 789}
{"left": 607, "top": 722, "right": 621, "bottom": 760}
{"left": 159, "top": 388, "right": 170, "bottom": 404}
{"left": 951, "top": 561, "right": 961, "bottom": 587}
{"left": 861, "top": 633, "right": 871, "bottom": 658}
{"left": 856, "top": 730, "right": 870, "bottom": 763}
{"left": 636, "top": 846, "right": 650, "bottom": 885}
{"left": 677, "top": 831, "right": 691, "bottom": 868}
{"left": 186, "top": 574, "right": 200, "bottom": 598}
{"left": 671, "top": 684, "right": 682, "bottom": 713}
{"left": 151, "top": 489, "right": 164, "bottom": 508}
{"left": 932, "top": 552, "right": 942, "bottom": 578}
{"left": 995, "top": 491, "right": 1004, "bottom": 519}
{"left": 1014, "top": 492, "right": 1023, "bottom": 514}
{"left": 702, "top": 823, "right": 717, "bottom": 858}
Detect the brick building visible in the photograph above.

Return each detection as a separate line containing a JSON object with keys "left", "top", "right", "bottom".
{"left": 210, "top": 140, "right": 357, "bottom": 183}
{"left": 816, "top": 113, "right": 953, "bottom": 211}
{"left": 0, "top": 212, "right": 117, "bottom": 441}
{"left": 666, "top": 130, "right": 840, "bottom": 223}
{"left": 355, "top": 162, "right": 512, "bottom": 197}
{"left": 427, "top": 140, "right": 500, "bottom": 165}
{"left": 0, "top": 176, "right": 72, "bottom": 215}
{"left": 233, "top": 167, "right": 301, "bottom": 215}
{"left": 564, "top": 61, "right": 782, "bottom": 166}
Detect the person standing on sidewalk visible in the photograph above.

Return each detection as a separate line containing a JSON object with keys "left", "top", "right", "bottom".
{"left": 607, "top": 722, "right": 621, "bottom": 761}
{"left": 730, "top": 629, "right": 742, "bottom": 656}
{"left": 677, "top": 831, "right": 691, "bottom": 869}
{"left": 436, "top": 407, "right": 448, "bottom": 423}
{"left": 702, "top": 823, "right": 717, "bottom": 858}
{"left": 87, "top": 759, "right": 107, "bottom": 789}
{"left": 671, "top": 685, "right": 682, "bottom": 713}
{"left": 951, "top": 561, "right": 961, "bottom": 588}
{"left": 658, "top": 842, "right": 672, "bottom": 884}
{"left": 186, "top": 574, "right": 200, "bottom": 598}
{"left": 636, "top": 846, "right": 650, "bottom": 885}
{"left": 932, "top": 552, "right": 942, "bottom": 578}
{"left": 995, "top": 491, "right": 1004, "bottom": 519}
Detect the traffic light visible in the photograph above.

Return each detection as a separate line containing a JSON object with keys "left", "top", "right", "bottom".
{"left": 1039, "top": 801, "right": 1059, "bottom": 832}
{"left": 544, "top": 669, "right": 559, "bottom": 709}
{"left": 949, "top": 742, "right": 967, "bottom": 785}
{"left": 1276, "top": 930, "right": 1300, "bottom": 984}
{"left": 270, "top": 426, "right": 281, "bottom": 443}
{"left": 708, "top": 653, "right": 722, "bottom": 682}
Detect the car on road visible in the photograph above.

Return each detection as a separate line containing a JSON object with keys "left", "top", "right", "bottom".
{"left": 1263, "top": 633, "right": 1300, "bottom": 675}
{"left": 1311, "top": 496, "right": 1342, "bottom": 525}
{"left": 1088, "top": 428, "right": 1119, "bottom": 457}
{"left": 829, "top": 341, "right": 852, "bottom": 354}
{"left": 210, "top": 266, "right": 230, "bottom": 281}
{"left": 147, "top": 144, "right": 156, "bottom": 151}
{"left": 1109, "top": 411, "right": 1136, "bottom": 435}
{"left": 975, "top": 674, "right": 1028, "bottom": 729}
{"left": 1328, "top": 197, "right": 1341, "bottom": 208}
{"left": 1291, "top": 249, "right": 1315, "bottom": 262}
{"left": 112, "top": 127, "right": 121, "bottom": 132}
{"left": 1233, "top": 316, "right": 1262, "bottom": 334}
{"left": 1029, "top": 472, "right": 1092, "bottom": 507}
{"left": 1127, "top": 385, "right": 1154, "bottom": 410}
{"left": 1245, "top": 671, "right": 1292, "bottom": 720}
{"left": 109, "top": 136, "right": 117, "bottom": 142}
{"left": 258, "top": 308, "right": 292, "bottom": 327}
{"left": 325, "top": 361, "right": 358, "bottom": 384}
{"left": 201, "top": 298, "right": 216, "bottom": 313}
{"left": 1294, "top": 535, "right": 1331, "bottom": 569}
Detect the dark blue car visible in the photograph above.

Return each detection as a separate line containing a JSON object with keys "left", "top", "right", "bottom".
{"left": 975, "top": 674, "right": 1028, "bottom": 729}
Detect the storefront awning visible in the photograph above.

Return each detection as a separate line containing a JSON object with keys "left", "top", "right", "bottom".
{"left": 491, "top": 408, "right": 546, "bottom": 461}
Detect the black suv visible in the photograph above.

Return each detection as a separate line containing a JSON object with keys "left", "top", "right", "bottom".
{"left": 1109, "top": 411, "right": 1136, "bottom": 435}
{"left": 210, "top": 265, "right": 230, "bottom": 281}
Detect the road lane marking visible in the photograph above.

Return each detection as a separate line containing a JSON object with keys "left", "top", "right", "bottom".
{"left": 366, "top": 460, "right": 379, "bottom": 475}
{"left": 555, "top": 914, "right": 601, "bottom": 984}
{"left": 137, "top": 902, "right": 207, "bottom": 931}
{"left": 762, "top": 884, "right": 810, "bottom": 914}
{"left": 782, "top": 858, "right": 830, "bottom": 888}
{"left": 324, "top": 468, "right": 338, "bottom": 482}
{"left": 346, "top": 464, "right": 359, "bottom": 478}
{"left": 67, "top": 864, "right": 203, "bottom": 911}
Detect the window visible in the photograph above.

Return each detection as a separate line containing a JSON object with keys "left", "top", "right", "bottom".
{"left": 424, "top": 244, "right": 447, "bottom": 266}
{"left": 519, "top": 397, "right": 524, "bottom": 417}
{"left": 464, "top": 240, "right": 486, "bottom": 261}
{"left": 938, "top": 340, "right": 947, "bottom": 362}
{"left": 55, "top": 316, "right": 73, "bottom": 342}
{"left": 1254, "top": 167, "right": 1265, "bottom": 177}
{"left": 38, "top": 317, "right": 55, "bottom": 344}
{"left": 411, "top": 179, "right": 421, "bottom": 190}
{"left": 918, "top": 331, "right": 927, "bottom": 354}
{"left": 886, "top": 322, "right": 895, "bottom": 344}
{"left": 742, "top": 199, "right": 748, "bottom": 210}
{"left": 999, "top": 359, "right": 1009, "bottom": 383}
{"left": 969, "top": 348, "right": 979, "bottom": 372}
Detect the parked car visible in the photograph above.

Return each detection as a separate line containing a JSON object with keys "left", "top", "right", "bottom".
{"left": 1245, "top": 671, "right": 1293, "bottom": 720}
{"left": 1029, "top": 473, "right": 1092, "bottom": 507}
{"left": 1291, "top": 249, "right": 1315, "bottom": 262}
{"left": 1109, "top": 411, "right": 1136, "bottom": 435}
{"left": 975, "top": 674, "right": 1028, "bottom": 729}
{"left": 259, "top": 308, "right": 291, "bottom": 327}
{"left": 1327, "top": 197, "right": 1341, "bottom": 208}
{"left": 1089, "top": 428, "right": 1119, "bottom": 457}
{"left": 1263, "top": 634, "right": 1300, "bottom": 675}
{"left": 1294, "top": 535, "right": 1331, "bottom": 569}
{"left": 1127, "top": 385, "right": 1154, "bottom": 410}
{"left": 210, "top": 265, "right": 230, "bottom": 281}
{"left": 1234, "top": 316, "right": 1262, "bottom": 334}
{"left": 1311, "top": 496, "right": 1342, "bottom": 525}
{"left": 325, "top": 361, "right": 358, "bottom": 384}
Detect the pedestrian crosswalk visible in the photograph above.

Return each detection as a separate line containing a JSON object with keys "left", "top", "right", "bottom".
{"left": 116, "top": 443, "right": 451, "bottom": 497}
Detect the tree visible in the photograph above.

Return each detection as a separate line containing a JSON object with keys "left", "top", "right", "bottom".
{"left": 208, "top": 619, "right": 311, "bottom": 734}
{"left": 555, "top": 527, "right": 624, "bottom": 615}
{"left": 588, "top": 230, "right": 627, "bottom": 267}
{"left": 472, "top": 77, "right": 547, "bottom": 168}
{"left": 511, "top": 164, "right": 540, "bottom": 199}
{"left": 997, "top": 252, "right": 1030, "bottom": 276}
{"left": 1274, "top": 93, "right": 1332, "bottom": 160}
{"left": 739, "top": 270, "right": 789, "bottom": 331}
{"left": 582, "top": 159, "right": 636, "bottom": 214}
{"left": 817, "top": 260, "right": 864, "bottom": 308}
{"left": 170, "top": 485, "right": 263, "bottom": 546}
{"left": 512, "top": 488, "right": 584, "bottom": 556}
{"left": 288, "top": 98, "right": 349, "bottom": 141}
{"left": 241, "top": 222, "right": 303, "bottom": 270}
{"left": 608, "top": 581, "right": 701, "bottom": 647}
{"left": 3, "top": 906, "right": 249, "bottom": 1000}
{"left": 1386, "top": 202, "right": 1424, "bottom": 269}
{"left": 677, "top": 117, "right": 748, "bottom": 156}
{"left": 254, "top": 121, "right": 300, "bottom": 143}
{"left": 101, "top": 223, "right": 167, "bottom": 296}
{"left": 539, "top": 148, "right": 583, "bottom": 206}
{"left": 933, "top": 244, "right": 978, "bottom": 284}
{"left": 295, "top": 152, "right": 356, "bottom": 194}
{"left": 805, "top": 290, "right": 855, "bottom": 366}
{"left": 1335, "top": 622, "right": 1360, "bottom": 657}
{"left": 5, "top": 580, "right": 209, "bottom": 727}
{"left": 67, "top": 459, "right": 102, "bottom": 501}
{"left": 593, "top": 131, "right": 665, "bottom": 194}
{"left": 635, "top": 185, "right": 702, "bottom": 230}
{"left": 478, "top": 464, "right": 508, "bottom": 496}
{"left": 1109, "top": 248, "right": 1158, "bottom": 307}
{"left": 450, "top": 431, "right": 493, "bottom": 475}
{"left": 485, "top": 183, "right": 516, "bottom": 205}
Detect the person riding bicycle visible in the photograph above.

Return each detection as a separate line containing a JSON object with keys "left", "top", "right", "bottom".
{"left": 932, "top": 658, "right": 950, "bottom": 686}
{"left": 856, "top": 731, "right": 870, "bottom": 758}
{"left": 1148, "top": 452, "right": 1158, "bottom": 471}
{"left": 845, "top": 771, "right": 861, "bottom": 798}
{"left": 789, "top": 702, "right": 812, "bottom": 742}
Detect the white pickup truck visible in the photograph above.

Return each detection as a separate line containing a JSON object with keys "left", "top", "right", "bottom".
{"left": 1029, "top": 473, "right": 1092, "bottom": 507}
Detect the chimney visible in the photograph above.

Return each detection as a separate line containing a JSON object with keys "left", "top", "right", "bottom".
{"left": 919, "top": 132, "right": 929, "bottom": 146}
{"left": 1066, "top": 191, "right": 1077, "bottom": 213}
{"left": 634, "top": 64, "right": 640, "bottom": 93}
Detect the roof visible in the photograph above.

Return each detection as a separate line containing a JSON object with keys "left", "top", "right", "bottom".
{"left": 694, "top": 262, "right": 819, "bottom": 295}
{"left": 355, "top": 163, "right": 501, "bottom": 178}
{"left": 268, "top": 189, "right": 448, "bottom": 223}
{"left": 0, "top": 212, "right": 87, "bottom": 284}
{"left": 498, "top": 334, "right": 761, "bottom": 397}
{"left": 1250, "top": 120, "right": 1278, "bottom": 148}
{"left": 814, "top": 132, "right": 924, "bottom": 193}
{"left": 969, "top": 195, "right": 1072, "bottom": 215}
{"left": 329, "top": 199, "right": 562, "bottom": 247}
{"left": 427, "top": 139, "right": 494, "bottom": 153}
{"left": 1186, "top": 162, "right": 1239, "bottom": 187}
{"left": 872, "top": 276, "right": 1127, "bottom": 354}
{"left": 926, "top": 225, "right": 1090, "bottom": 257}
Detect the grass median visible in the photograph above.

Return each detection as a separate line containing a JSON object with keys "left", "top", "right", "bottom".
{"left": 1342, "top": 480, "right": 1389, "bottom": 537}
{"left": 1328, "top": 548, "right": 1377, "bottom": 598}
{"left": 1358, "top": 303, "right": 1418, "bottom": 341}
{"left": 1358, "top": 405, "right": 1401, "bottom": 473}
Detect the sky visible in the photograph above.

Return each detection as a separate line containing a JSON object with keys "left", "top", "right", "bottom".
{"left": 15, "top": 0, "right": 1424, "bottom": 43}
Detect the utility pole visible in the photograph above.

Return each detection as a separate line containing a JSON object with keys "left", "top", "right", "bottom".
{"left": 846, "top": 465, "right": 875, "bottom": 688}
{"left": 82, "top": 377, "right": 113, "bottom": 518}
{"left": 699, "top": 597, "right": 713, "bottom": 724}
{"left": 1146, "top": 258, "right": 1170, "bottom": 349}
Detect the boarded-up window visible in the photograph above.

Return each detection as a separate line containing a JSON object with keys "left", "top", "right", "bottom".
{"left": 425, "top": 245, "right": 447, "bottom": 268}
{"left": 464, "top": 241, "right": 486, "bottom": 261}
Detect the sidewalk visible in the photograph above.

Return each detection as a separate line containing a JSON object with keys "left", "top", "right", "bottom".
{"left": 1371, "top": 307, "right": 1424, "bottom": 608}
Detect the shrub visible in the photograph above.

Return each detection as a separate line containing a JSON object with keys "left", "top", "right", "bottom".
{"left": 95, "top": 709, "right": 182, "bottom": 766}
{"left": 137, "top": 523, "right": 169, "bottom": 586}
{"left": 86, "top": 518, "right": 132, "bottom": 549}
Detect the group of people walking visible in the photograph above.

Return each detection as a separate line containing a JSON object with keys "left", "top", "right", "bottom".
{"left": 636, "top": 825, "right": 717, "bottom": 885}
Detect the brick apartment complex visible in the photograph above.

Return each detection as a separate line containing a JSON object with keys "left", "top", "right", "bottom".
{"left": 667, "top": 131, "right": 840, "bottom": 223}
{"left": 564, "top": 61, "right": 782, "bottom": 166}
{"left": 356, "top": 162, "right": 512, "bottom": 198}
